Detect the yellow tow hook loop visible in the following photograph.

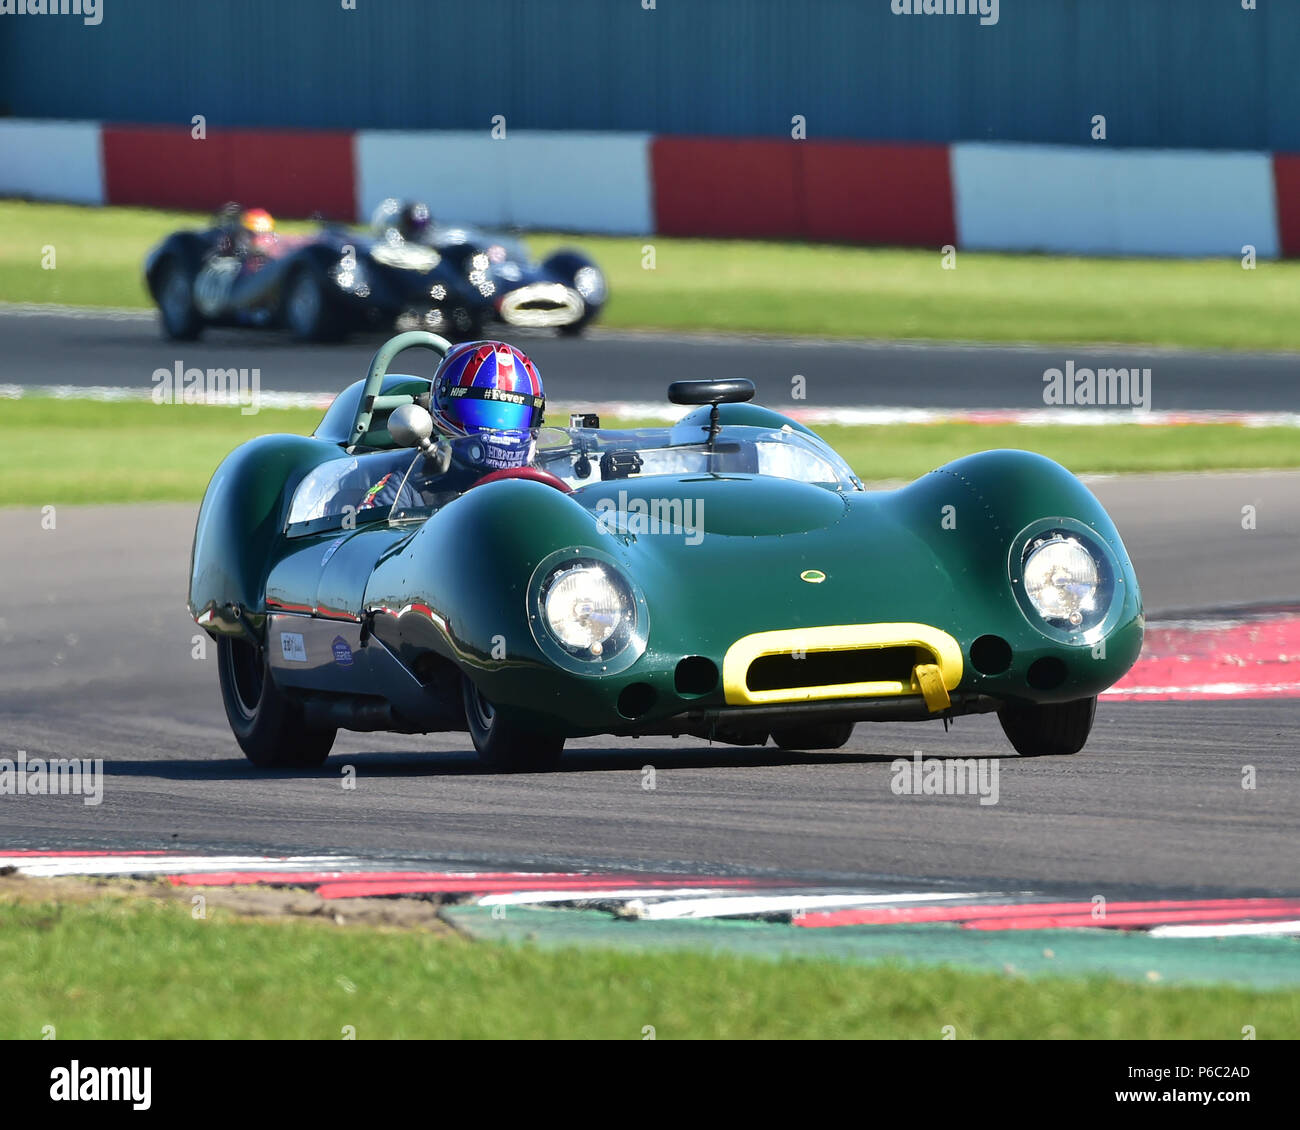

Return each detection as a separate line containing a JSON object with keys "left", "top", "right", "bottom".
{"left": 914, "top": 663, "right": 951, "bottom": 713}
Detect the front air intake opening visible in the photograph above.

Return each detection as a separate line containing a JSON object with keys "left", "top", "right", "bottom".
{"left": 747, "top": 646, "right": 931, "bottom": 694}
{"left": 617, "top": 682, "right": 658, "bottom": 720}
{"left": 675, "top": 656, "right": 719, "bottom": 696}
{"left": 970, "top": 634, "right": 1013, "bottom": 676}
{"left": 1026, "top": 657, "right": 1068, "bottom": 691}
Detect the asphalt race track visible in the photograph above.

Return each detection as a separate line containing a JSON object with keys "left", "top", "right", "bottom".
{"left": 2, "top": 475, "right": 1297, "bottom": 898}
{"left": 3, "top": 304, "right": 1300, "bottom": 410}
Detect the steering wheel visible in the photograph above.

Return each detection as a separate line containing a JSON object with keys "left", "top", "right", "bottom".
{"left": 469, "top": 466, "right": 573, "bottom": 494}
{"left": 347, "top": 330, "right": 452, "bottom": 452}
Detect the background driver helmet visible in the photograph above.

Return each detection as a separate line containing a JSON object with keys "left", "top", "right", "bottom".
{"left": 397, "top": 200, "right": 432, "bottom": 241}
{"left": 430, "top": 341, "right": 545, "bottom": 471}
{"left": 238, "top": 207, "right": 276, "bottom": 254}
{"left": 241, "top": 207, "right": 275, "bottom": 235}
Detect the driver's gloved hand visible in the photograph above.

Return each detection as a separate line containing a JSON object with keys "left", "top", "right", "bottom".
{"left": 424, "top": 436, "right": 453, "bottom": 475}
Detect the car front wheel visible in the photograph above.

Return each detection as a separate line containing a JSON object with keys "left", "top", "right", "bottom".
{"left": 461, "top": 675, "right": 564, "bottom": 772}
{"left": 217, "top": 636, "right": 335, "bottom": 768}
{"left": 157, "top": 257, "right": 203, "bottom": 340}
{"left": 284, "top": 266, "right": 341, "bottom": 342}
{"left": 998, "top": 696, "right": 1097, "bottom": 757}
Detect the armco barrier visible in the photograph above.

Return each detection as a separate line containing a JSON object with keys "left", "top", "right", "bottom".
{"left": 650, "top": 136, "right": 955, "bottom": 247}
{"left": 0, "top": 119, "right": 103, "bottom": 205}
{"left": 355, "top": 130, "right": 653, "bottom": 234}
{"left": 1, "top": 119, "right": 1297, "bottom": 258}
{"left": 100, "top": 126, "right": 355, "bottom": 220}
{"left": 953, "top": 143, "right": 1279, "bottom": 258}
{"left": 1271, "top": 155, "right": 1300, "bottom": 260}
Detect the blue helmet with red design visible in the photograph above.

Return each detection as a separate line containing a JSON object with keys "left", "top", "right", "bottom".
{"left": 430, "top": 341, "right": 545, "bottom": 470}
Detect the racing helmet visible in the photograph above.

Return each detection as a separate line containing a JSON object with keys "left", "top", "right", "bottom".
{"left": 241, "top": 208, "right": 275, "bottom": 235}
{"left": 430, "top": 341, "right": 545, "bottom": 471}
{"left": 397, "top": 200, "right": 432, "bottom": 241}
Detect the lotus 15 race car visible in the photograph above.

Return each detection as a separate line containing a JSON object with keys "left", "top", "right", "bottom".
{"left": 146, "top": 202, "right": 606, "bottom": 343}
{"left": 189, "top": 331, "right": 1144, "bottom": 772}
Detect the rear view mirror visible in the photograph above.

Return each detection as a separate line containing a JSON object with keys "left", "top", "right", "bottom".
{"left": 668, "top": 379, "right": 756, "bottom": 406}
{"left": 388, "top": 403, "right": 435, "bottom": 452}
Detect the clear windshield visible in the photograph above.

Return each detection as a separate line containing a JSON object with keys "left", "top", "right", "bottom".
{"left": 533, "top": 424, "right": 862, "bottom": 491}
{"left": 287, "top": 450, "right": 422, "bottom": 527}
{"left": 287, "top": 423, "right": 859, "bottom": 533}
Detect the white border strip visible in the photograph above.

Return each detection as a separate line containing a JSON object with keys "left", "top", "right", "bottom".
{"left": 1149, "top": 921, "right": 1300, "bottom": 938}
{"left": 620, "top": 891, "right": 984, "bottom": 921}
{"left": 1, "top": 854, "right": 351, "bottom": 877}
{"left": 1103, "top": 682, "right": 1300, "bottom": 698}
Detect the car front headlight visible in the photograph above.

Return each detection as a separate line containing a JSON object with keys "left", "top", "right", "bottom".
{"left": 529, "top": 553, "right": 648, "bottom": 673}
{"left": 573, "top": 265, "right": 605, "bottom": 302}
{"left": 1022, "top": 535, "right": 1099, "bottom": 627}
{"left": 542, "top": 563, "right": 632, "bottom": 657}
{"left": 330, "top": 259, "right": 369, "bottom": 293}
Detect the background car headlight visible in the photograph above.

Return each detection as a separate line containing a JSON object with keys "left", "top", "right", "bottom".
{"left": 330, "top": 259, "right": 369, "bottom": 294}
{"left": 543, "top": 563, "right": 631, "bottom": 656}
{"left": 1022, "top": 535, "right": 1100, "bottom": 627}
{"left": 573, "top": 265, "right": 605, "bottom": 303}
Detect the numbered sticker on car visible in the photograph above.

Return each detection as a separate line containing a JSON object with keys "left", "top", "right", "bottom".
{"left": 280, "top": 632, "right": 307, "bottom": 662}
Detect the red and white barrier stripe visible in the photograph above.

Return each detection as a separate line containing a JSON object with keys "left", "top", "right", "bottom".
{"left": 4, "top": 119, "right": 1300, "bottom": 256}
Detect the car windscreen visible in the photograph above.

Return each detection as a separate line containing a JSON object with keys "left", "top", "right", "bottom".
{"left": 533, "top": 424, "right": 861, "bottom": 491}
{"left": 286, "top": 450, "right": 422, "bottom": 534}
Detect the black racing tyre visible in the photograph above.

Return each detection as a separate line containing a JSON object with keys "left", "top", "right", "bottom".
{"left": 998, "top": 696, "right": 1097, "bottom": 757}
{"left": 283, "top": 265, "right": 342, "bottom": 342}
{"left": 156, "top": 256, "right": 203, "bottom": 340}
{"left": 461, "top": 675, "right": 564, "bottom": 773}
{"left": 770, "top": 721, "right": 855, "bottom": 751}
{"left": 217, "top": 636, "right": 336, "bottom": 768}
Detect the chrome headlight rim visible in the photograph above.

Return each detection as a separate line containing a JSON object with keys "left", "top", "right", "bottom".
{"left": 1008, "top": 517, "right": 1123, "bottom": 645}
{"left": 527, "top": 546, "right": 648, "bottom": 675}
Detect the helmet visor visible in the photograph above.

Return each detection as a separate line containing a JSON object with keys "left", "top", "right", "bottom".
{"left": 442, "top": 384, "right": 543, "bottom": 432}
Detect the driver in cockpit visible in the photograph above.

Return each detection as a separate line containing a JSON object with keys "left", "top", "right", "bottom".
{"left": 361, "top": 340, "right": 546, "bottom": 510}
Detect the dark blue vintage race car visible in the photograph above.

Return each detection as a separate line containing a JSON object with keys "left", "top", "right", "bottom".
{"left": 144, "top": 202, "right": 606, "bottom": 343}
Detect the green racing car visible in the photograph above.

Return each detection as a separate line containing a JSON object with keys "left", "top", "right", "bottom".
{"left": 189, "top": 331, "right": 1143, "bottom": 772}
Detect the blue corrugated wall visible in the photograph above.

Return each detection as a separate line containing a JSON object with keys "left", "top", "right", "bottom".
{"left": 0, "top": 0, "right": 1295, "bottom": 150}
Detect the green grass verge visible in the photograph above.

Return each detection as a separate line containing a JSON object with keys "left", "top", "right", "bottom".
{"left": 1, "top": 896, "right": 1294, "bottom": 1039}
{"left": 4, "top": 200, "right": 1299, "bottom": 350}
{"left": 2, "top": 398, "right": 1296, "bottom": 508}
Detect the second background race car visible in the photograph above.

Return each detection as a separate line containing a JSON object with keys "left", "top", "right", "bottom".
{"left": 145, "top": 200, "right": 607, "bottom": 343}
